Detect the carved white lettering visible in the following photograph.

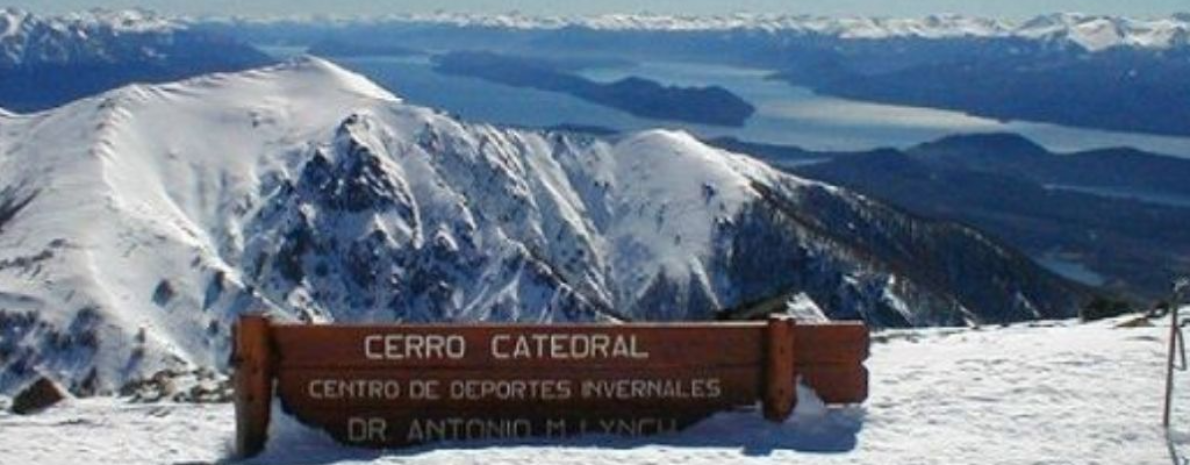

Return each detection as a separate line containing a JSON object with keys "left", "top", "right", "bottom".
{"left": 364, "top": 334, "right": 466, "bottom": 360}
{"left": 488, "top": 333, "right": 649, "bottom": 360}
{"left": 308, "top": 379, "right": 402, "bottom": 400}
{"left": 347, "top": 417, "right": 387, "bottom": 443}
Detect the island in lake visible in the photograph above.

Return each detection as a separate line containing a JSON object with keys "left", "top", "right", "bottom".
{"left": 433, "top": 51, "right": 755, "bottom": 127}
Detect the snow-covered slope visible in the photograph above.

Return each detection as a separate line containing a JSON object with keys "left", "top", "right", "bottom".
{"left": 1015, "top": 12, "right": 1190, "bottom": 51}
{"left": 0, "top": 315, "right": 1180, "bottom": 464}
{"left": 0, "top": 58, "right": 1086, "bottom": 395}
{"left": 0, "top": 8, "right": 272, "bottom": 113}
{"left": 0, "top": 8, "right": 184, "bottom": 67}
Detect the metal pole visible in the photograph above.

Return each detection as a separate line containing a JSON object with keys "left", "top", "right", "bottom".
{"left": 1167, "top": 278, "right": 1189, "bottom": 430}
{"left": 1166, "top": 304, "right": 1180, "bottom": 429}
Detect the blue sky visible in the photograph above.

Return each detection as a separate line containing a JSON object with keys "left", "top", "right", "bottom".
{"left": 7, "top": 0, "right": 1187, "bottom": 19}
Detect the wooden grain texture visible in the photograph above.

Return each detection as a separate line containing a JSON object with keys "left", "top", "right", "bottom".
{"left": 271, "top": 325, "right": 756, "bottom": 369}
{"left": 795, "top": 323, "right": 869, "bottom": 364}
{"left": 243, "top": 319, "right": 871, "bottom": 450}
{"left": 270, "top": 322, "right": 868, "bottom": 368}
{"left": 801, "top": 364, "right": 869, "bottom": 403}
{"left": 279, "top": 409, "right": 719, "bottom": 448}
{"left": 763, "top": 316, "right": 796, "bottom": 422}
{"left": 277, "top": 366, "right": 761, "bottom": 411}
{"left": 233, "top": 315, "right": 273, "bottom": 458}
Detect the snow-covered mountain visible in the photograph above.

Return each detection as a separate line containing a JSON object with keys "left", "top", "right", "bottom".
{"left": 0, "top": 8, "right": 271, "bottom": 112}
{"left": 0, "top": 8, "right": 210, "bottom": 67}
{"left": 0, "top": 8, "right": 169, "bottom": 67}
{"left": 0, "top": 58, "right": 1087, "bottom": 396}
{"left": 206, "top": 12, "right": 1190, "bottom": 53}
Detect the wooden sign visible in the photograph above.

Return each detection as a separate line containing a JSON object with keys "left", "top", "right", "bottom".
{"left": 231, "top": 314, "right": 869, "bottom": 457}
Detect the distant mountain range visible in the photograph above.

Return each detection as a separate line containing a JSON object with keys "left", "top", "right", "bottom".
{"left": 201, "top": 12, "right": 1190, "bottom": 52}
{"left": 0, "top": 8, "right": 272, "bottom": 112}
{"left": 712, "top": 133, "right": 1190, "bottom": 299}
{"left": 5, "top": 8, "right": 1186, "bottom": 134}
{"left": 0, "top": 58, "right": 1090, "bottom": 395}
{"left": 201, "top": 12, "right": 1190, "bottom": 137}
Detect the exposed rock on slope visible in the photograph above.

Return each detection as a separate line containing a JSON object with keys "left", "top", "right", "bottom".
{"left": 0, "top": 58, "right": 1089, "bottom": 395}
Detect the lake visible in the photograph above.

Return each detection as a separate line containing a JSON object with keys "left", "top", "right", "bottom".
{"left": 261, "top": 47, "right": 1185, "bottom": 287}
{"left": 269, "top": 49, "right": 1190, "bottom": 159}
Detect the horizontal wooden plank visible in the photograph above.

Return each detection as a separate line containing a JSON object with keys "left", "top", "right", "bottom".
{"left": 279, "top": 408, "right": 721, "bottom": 448}
{"left": 795, "top": 323, "right": 870, "bottom": 364}
{"left": 800, "top": 365, "right": 869, "bottom": 404}
{"left": 272, "top": 324, "right": 762, "bottom": 368}
{"left": 273, "top": 362, "right": 867, "bottom": 414}
{"left": 270, "top": 322, "right": 868, "bottom": 369}
{"left": 275, "top": 366, "right": 762, "bottom": 411}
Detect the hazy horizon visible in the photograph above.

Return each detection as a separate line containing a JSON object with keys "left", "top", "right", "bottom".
{"left": 4, "top": 0, "right": 1188, "bottom": 20}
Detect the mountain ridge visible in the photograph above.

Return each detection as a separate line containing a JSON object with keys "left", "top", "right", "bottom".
{"left": 751, "top": 132, "right": 1190, "bottom": 297}
{"left": 198, "top": 12, "right": 1190, "bottom": 52}
{"left": 0, "top": 58, "right": 1089, "bottom": 396}
{"left": 0, "top": 8, "right": 272, "bottom": 112}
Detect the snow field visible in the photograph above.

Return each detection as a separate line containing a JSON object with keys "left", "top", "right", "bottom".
{"left": 2, "top": 315, "right": 1184, "bottom": 464}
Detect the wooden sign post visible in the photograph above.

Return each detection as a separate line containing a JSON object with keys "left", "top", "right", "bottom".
{"left": 232, "top": 314, "right": 869, "bottom": 457}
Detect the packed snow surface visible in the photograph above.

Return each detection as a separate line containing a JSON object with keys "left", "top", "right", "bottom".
{"left": 1, "top": 315, "right": 1184, "bottom": 464}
